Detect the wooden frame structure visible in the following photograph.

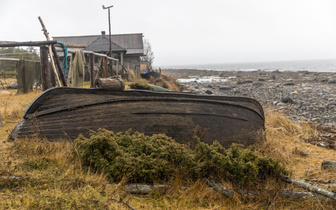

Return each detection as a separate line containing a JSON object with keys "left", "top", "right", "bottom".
{"left": 0, "top": 40, "right": 121, "bottom": 90}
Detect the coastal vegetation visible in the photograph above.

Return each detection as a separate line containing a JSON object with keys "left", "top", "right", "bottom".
{"left": 0, "top": 76, "right": 335, "bottom": 209}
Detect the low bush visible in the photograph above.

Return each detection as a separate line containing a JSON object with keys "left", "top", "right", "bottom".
{"left": 74, "top": 129, "right": 289, "bottom": 187}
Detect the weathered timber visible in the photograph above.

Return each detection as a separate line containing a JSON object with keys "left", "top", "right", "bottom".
{"left": 104, "top": 57, "right": 108, "bottom": 77}
{"left": 207, "top": 179, "right": 234, "bottom": 197}
{"left": 123, "top": 183, "right": 232, "bottom": 196}
{"left": 235, "top": 189, "right": 327, "bottom": 201}
{"left": 89, "top": 54, "right": 94, "bottom": 88}
{"left": 56, "top": 47, "right": 118, "bottom": 61}
{"left": 51, "top": 45, "right": 67, "bottom": 86}
{"left": 55, "top": 44, "right": 86, "bottom": 48}
{"left": 40, "top": 46, "right": 51, "bottom": 90}
{"left": 38, "top": 16, "right": 61, "bottom": 87}
{"left": 0, "top": 41, "right": 57, "bottom": 47}
{"left": 282, "top": 175, "right": 336, "bottom": 201}
{"left": 0, "top": 58, "right": 20, "bottom": 62}
{"left": 9, "top": 87, "right": 265, "bottom": 148}
{"left": 95, "top": 77, "right": 125, "bottom": 90}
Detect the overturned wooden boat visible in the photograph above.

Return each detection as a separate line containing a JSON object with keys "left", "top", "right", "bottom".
{"left": 9, "top": 87, "right": 265, "bottom": 147}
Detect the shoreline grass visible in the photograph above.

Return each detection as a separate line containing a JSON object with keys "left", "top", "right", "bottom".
{"left": 0, "top": 90, "right": 336, "bottom": 209}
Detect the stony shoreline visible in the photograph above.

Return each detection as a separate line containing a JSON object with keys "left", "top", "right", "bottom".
{"left": 163, "top": 69, "right": 336, "bottom": 129}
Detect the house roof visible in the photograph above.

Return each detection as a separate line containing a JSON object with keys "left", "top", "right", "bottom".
{"left": 53, "top": 33, "right": 144, "bottom": 55}
{"left": 85, "top": 36, "right": 126, "bottom": 52}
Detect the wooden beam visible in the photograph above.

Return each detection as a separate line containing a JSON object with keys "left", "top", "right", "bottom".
{"left": 0, "top": 58, "right": 20, "bottom": 62}
{"left": 54, "top": 44, "right": 86, "bottom": 48}
{"left": 56, "top": 47, "right": 118, "bottom": 61}
{"left": 0, "top": 41, "right": 57, "bottom": 47}
{"left": 40, "top": 46, "right": 52, "bottom": 91}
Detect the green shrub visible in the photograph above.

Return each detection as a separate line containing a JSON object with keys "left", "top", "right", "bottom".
{"left": 74, "top": 129, "right": 289, "bottom": 187}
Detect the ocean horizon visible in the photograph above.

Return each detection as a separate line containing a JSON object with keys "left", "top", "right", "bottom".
{"left": 159, "top": 59, "right": 336, "bottom": 72}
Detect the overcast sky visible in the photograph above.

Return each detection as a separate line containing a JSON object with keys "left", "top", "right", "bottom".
{"left": 1, "top": 0, "right": 336, "bottom": 66}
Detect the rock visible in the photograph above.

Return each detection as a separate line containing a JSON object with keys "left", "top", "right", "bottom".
{"left": 321, "top": 161, "right": 336, "bottom": 171}
{"left": 284, "top": 82, "right": 295, "bottom": 86}
{"left": 328, "top": 79, "right": 336, "bottom": 84}
{"left": 299, "top": 70, "right": 310, "bottom": 74}
{"left": 258, "top": 78, "right": 265, "bottom": 82}
{"left": 281, "top": 96, "right": 295, "bottom": 104}
{"left": 321, "top": 79, "right": 328, "bottom": 83}
{"left": 205, "top": 90, "right": 213, "bottom": 94}
{"left": 219, "top": 86, "right": 232, "bottom": 91}
{"left": 236, "top": 80, "right": 253, "bottom": 85}
{"left": 307, "top": 76, "right": 317, "bottom": 82}
{"left": 5, "top": 82, "right": 18, "bottom": 89}
{"left": 270, "top": 75, "right": 276, "bottom": 80}
{"left": 207, "top": 84, "right": 213, "bottom": 88}
{"left": 252, "top": 82, "right": 263, "bottom": 87}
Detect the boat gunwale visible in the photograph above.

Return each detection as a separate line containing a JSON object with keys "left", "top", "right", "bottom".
{"left": 24, "top": 87, "right": 265, "bottom": 121}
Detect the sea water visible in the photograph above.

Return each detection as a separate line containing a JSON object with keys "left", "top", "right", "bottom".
{"left": 162, "top": 59, "right": 336, "bottom": 72}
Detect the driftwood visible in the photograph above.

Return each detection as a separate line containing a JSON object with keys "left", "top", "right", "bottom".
{"left": 121, "top": 182, "right": 335, "bottom": 201}
{"left": 95, "top": 77, "right": 125, "bottom": 90}
{"left": 282, "top": 175, "right": 336, "bottom": 201}
{"left": 207, "top": 179, "right": 234, "bottom": 197}
{"left": 123, "top": 182, "right": 234, "bottom": 198}
{"left": 235, "top": 189, "right": 328, "bottom": 200}
{"left": 0, "top": 114, "right": 3, "bottom": 127}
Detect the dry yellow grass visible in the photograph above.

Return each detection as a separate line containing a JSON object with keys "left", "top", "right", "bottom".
{"left": 0, "top": 90, "right": 336, "bottom": 209}
{"left": 259, "top": 109, "right": 336, "bottom": 182}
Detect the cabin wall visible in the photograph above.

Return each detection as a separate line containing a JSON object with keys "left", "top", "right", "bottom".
{"left": 124, "top": 55, "right": 140, "bottom": 77}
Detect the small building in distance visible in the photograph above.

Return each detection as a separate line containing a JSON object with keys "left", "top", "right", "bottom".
{"left": 53, "top": 32, "right": 144, "bottom": 76}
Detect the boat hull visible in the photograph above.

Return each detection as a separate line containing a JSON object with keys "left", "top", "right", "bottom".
{"left": 10, "top": 87, "right": 265, "bottom": 147}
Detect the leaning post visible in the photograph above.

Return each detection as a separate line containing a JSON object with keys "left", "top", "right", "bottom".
{"left": 40, "top": 45, "right": 52, "bottom": 90}
{"left": 89, "top": 53, "right": 95, "bottom": 88}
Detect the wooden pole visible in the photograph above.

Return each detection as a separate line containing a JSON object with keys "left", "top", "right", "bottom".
{"left": 108, "top": 8, "right": 112, "bottom": 57}
{"left": 89, "top": 53, "right": 95, "bottom": 88}
{"left": 51, "top": 45, "right": 67, "bottom": 86}
{"left": 40, "top": 46, "right": 51, "bottom": 91}
{"left": 38, "top": 16, "right": 61, "bottom": 87}
{"left": 0, "top": 41, "right": 57, "bottom": 47}
{"left": 104, "top": 57, "right": 108, "bottom": 78}
{"left": 282, "top": 175, "right": 336, "bottom": 201}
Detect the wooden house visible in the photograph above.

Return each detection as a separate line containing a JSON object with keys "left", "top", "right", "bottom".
{"left": 53, "top": 32, "right": 144, "bottom": 76}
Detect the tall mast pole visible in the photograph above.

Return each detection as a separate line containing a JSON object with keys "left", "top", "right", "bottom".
{"left": 103, "top": 5, "right": 113, "bottom": 57}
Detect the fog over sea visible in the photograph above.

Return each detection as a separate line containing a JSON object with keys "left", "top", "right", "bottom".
{"left": 161, "top": 59, "right": 336, "bottom": 72}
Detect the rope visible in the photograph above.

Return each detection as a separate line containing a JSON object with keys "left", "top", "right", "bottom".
{"left": 57, "top": 41, "right": 68, "bottom": 75}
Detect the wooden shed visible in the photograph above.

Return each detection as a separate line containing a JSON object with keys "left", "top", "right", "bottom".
{"left": 53, "top": 32, "right": 144, "bottom": 76}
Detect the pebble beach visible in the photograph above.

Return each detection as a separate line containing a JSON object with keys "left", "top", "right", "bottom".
{"left": 163, "top": 69, "right": 336, "bottom": 130}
